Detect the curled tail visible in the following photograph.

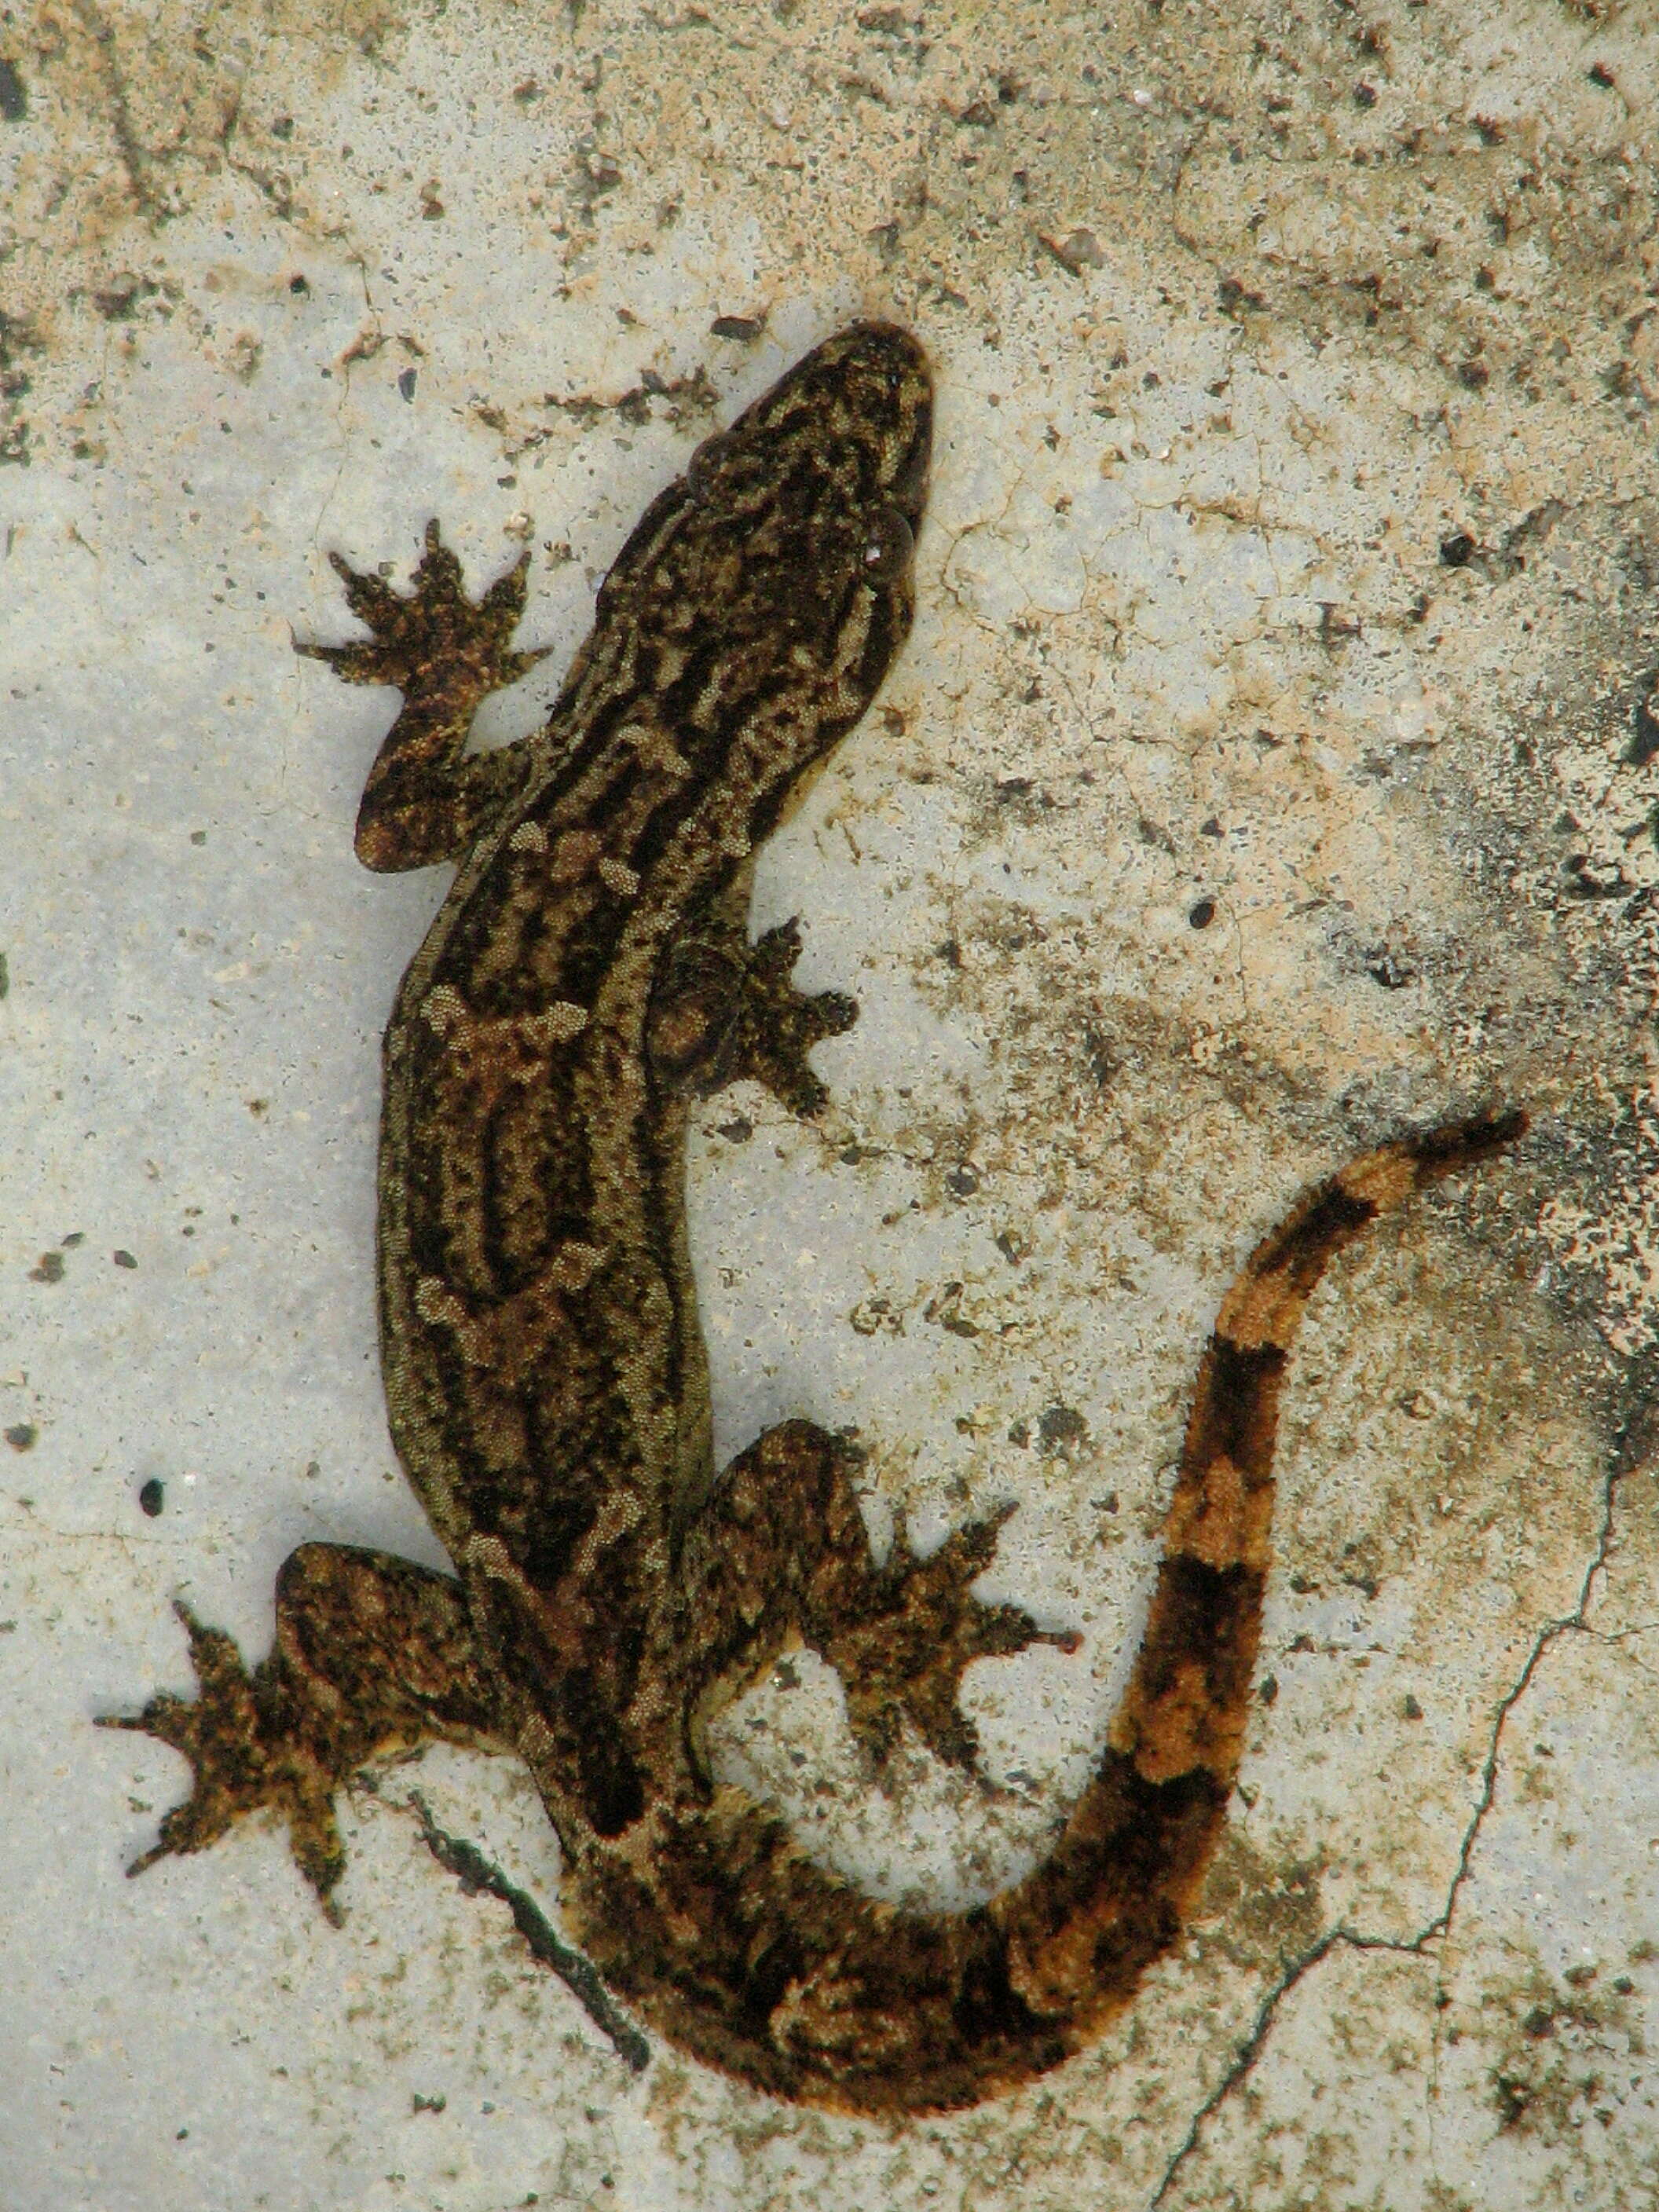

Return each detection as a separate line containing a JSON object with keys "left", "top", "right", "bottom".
{"left": 105, "top": 1110, "right": 1525, "bottom": 2115}
{"left": 574, "top": 1108, "right": 1525, "bottom": 2114}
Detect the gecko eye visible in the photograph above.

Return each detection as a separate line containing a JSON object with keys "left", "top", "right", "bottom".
{"left": 687, "top": 430, "right": 733, "bottom": 502}
{"left": 859, "top": 505, "right": 914, "bottom": 586}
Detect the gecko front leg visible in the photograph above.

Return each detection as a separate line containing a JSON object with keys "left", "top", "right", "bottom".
{"left": 296, "top": 521, "right": 551, "bottom": 870}
{"left": 101, "top": 1545, "right": 509, "bottom": 1913}
{"left": 647, "top": 899, "right": 859, "bottom": 1119}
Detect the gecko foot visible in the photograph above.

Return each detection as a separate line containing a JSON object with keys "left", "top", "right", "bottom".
{"left": 819, "top": 1503, "right": 1082, "bottom": 1777}
{"left": 98, "top": 1600, "right": 349, "bottom": 1917}
{"left": 295, "top": 518, "right": 549, "bottom": 701}
{"left": 648, "top": 916, "right": 857, "bottom": 1118}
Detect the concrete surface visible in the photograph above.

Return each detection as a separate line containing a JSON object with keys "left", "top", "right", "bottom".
{"left": 5, "top": 2, "right": 1659, "bottom": 2207}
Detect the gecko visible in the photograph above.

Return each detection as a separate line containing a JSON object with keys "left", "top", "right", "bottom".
{"left": 104, "top": 321, "right": 1525, "bottom": 2116}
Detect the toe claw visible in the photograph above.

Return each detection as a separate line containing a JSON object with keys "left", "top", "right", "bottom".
{"left": 807, "top": 991, "right": 860, "bottom": 1043}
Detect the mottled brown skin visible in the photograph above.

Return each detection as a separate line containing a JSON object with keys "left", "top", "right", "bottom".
{"left": 103, "top": 323, "right": 1526, "bottom": 2116}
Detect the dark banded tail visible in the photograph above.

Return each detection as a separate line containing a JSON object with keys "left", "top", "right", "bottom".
{"left": 1112, "top": 1105, "right": 1527, "bottom": 1790}
{"left": 532, "top": 1110, "right": 1529, "bottom": 2118}
{"left": 986, "top": 1108, "right": 1528, "bottom": 2081}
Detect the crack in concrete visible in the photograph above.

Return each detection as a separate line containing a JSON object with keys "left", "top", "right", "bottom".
{"left": 70, "top": 0, "right": 166, "bottom": 222}
{"left": 69, "top": 0, "right": 269, "bottom": 229}
{"left": 69, "top": 0, "right": 193, "bottom": 224}
{"left": 401, "top": 1785, "right": 652, "bottom": 2075}
{"left": 1146, "top": 1436, "right": 1636, "bottom": 2210}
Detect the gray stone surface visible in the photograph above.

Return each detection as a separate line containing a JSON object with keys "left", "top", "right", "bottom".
{"left": 5, "top": 2, "right": 1659, "bottom": 2207}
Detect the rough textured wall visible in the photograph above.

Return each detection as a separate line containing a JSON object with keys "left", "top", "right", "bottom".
{"left": 4, "top": 2, "right": 1659, "bottom": 2207}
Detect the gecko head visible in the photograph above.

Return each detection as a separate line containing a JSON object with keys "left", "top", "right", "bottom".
{"left": 704, "top": 320, "right": 933, "bottom": 540}
{"left": 599, "top": 322, "right": 933, "bottom": 760}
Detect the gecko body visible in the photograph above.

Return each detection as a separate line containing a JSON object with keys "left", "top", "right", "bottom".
{"left": 108, "top": 324, "right": 1522, "bottom": 2115}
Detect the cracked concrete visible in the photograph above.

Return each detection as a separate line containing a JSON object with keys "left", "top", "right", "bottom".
{"left": 5, "top": 2, "right": 1659, "bottom": 2207}
{"left": 1152, "top": 1434, "right": 1640, "bottom": 2210}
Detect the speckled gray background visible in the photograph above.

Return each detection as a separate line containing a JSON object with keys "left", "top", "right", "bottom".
{"left": 5, "top": 4, "right": 1659, "bottom": 2207}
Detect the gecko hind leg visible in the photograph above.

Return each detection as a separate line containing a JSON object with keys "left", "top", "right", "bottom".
{"left": 296, "top": 520, "right": 551, "bottom": 871}
{"left": 101, "top": 1544, "right": 510, "bottom": 1914}
{"left": 681, "top": 1421, "right": 1079, "bottom": 1780}
{"left": 649, "top": 914, "right": 858, "bottom": 1119}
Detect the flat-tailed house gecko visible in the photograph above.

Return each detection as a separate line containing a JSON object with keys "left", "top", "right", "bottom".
{"left": 106, "top": 322, "right": 1523, "bottom": 2115}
